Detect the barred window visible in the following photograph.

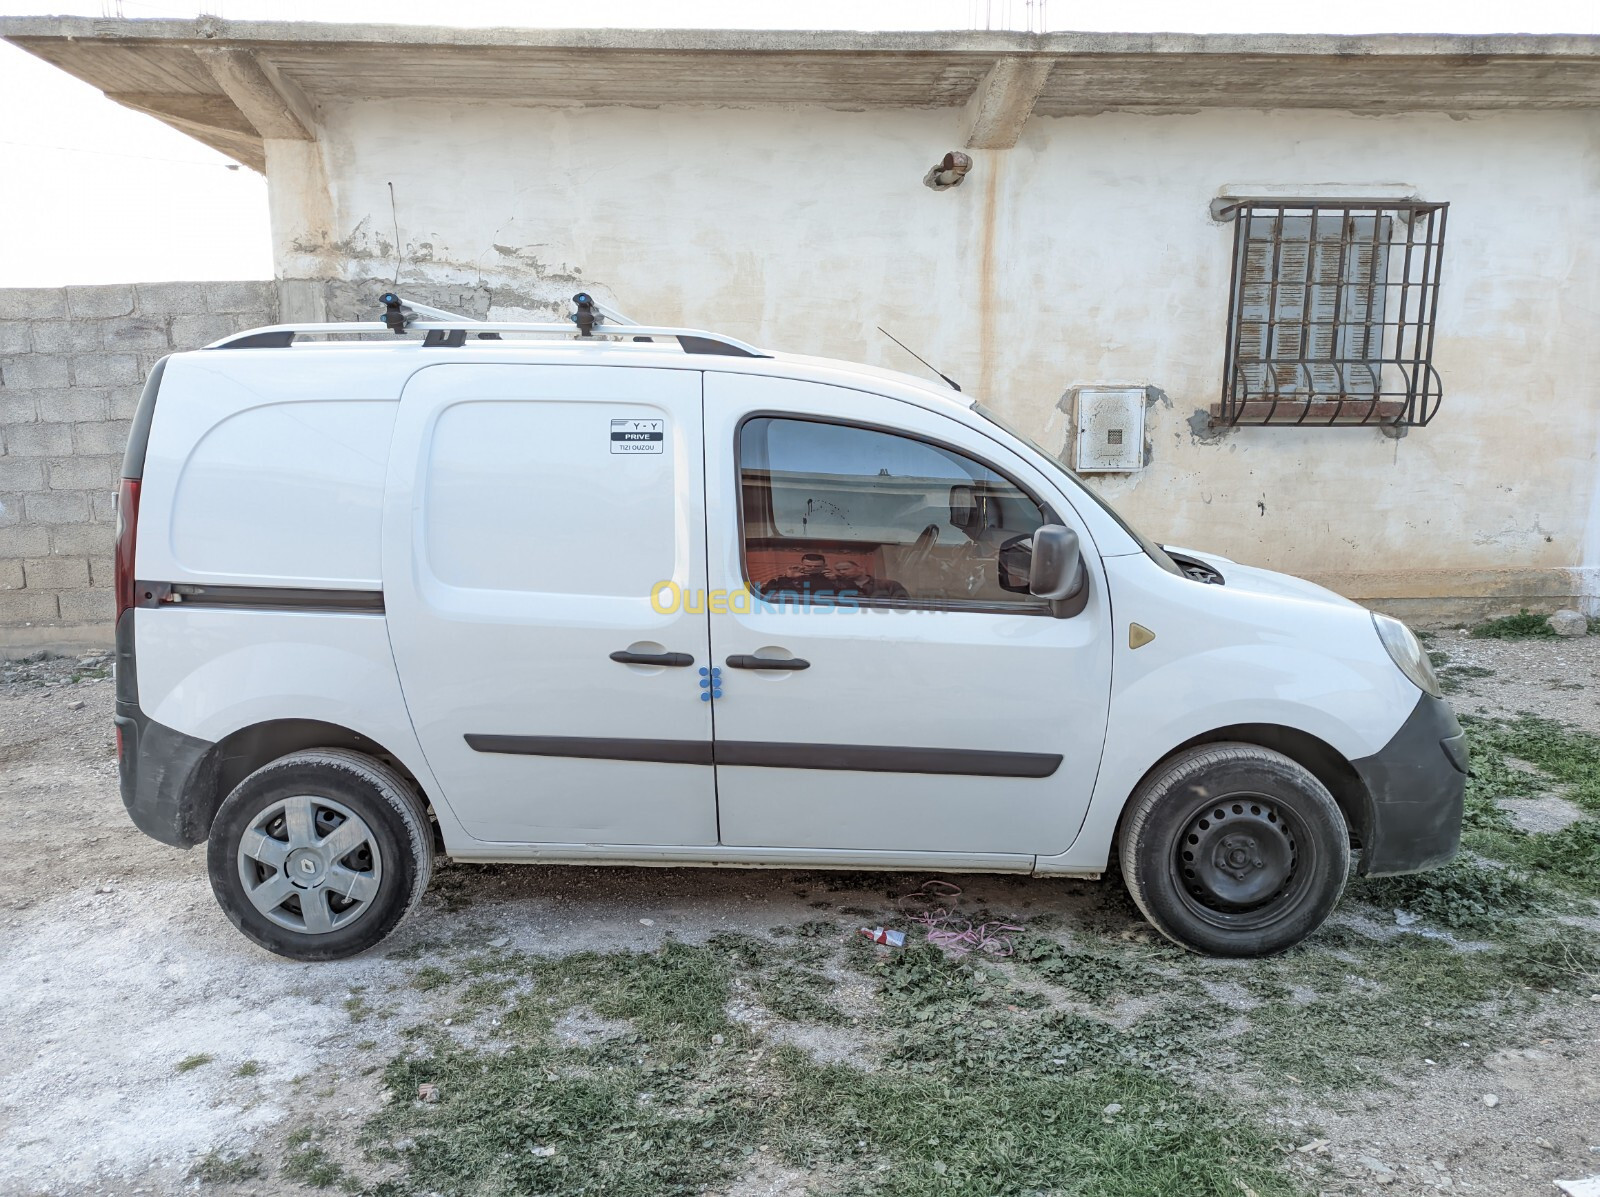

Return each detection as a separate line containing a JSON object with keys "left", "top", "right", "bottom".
{"left": 1216, "top": 200, "right": 1448, "bottom": 427}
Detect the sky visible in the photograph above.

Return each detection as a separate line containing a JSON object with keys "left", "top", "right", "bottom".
{"left": 1, "top": 0, "right": 1597, "bottom": 287}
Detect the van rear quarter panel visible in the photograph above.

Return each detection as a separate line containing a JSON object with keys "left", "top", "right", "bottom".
{"left": 131, "top": 350, "right": 466, "bottom": 844}
{"left": 136, "top": 352, "right": 399, "bottom": 588}
{"left": 132, "top": 607, "right": 456, "bottom": 837}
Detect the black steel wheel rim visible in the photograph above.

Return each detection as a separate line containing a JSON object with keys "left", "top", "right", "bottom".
{"left": 1168, "top": 791, "right": 1317, "bottom": 930}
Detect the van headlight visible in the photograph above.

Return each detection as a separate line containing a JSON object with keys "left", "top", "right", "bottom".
{"left": 1372, "top": 613, "right": 1442, "bottom": 698}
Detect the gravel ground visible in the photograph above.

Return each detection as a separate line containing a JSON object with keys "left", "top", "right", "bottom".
{"left": 1423, "top": 628, "right": 1600, "bottom": 733}
{"left": 1, "top": 640, "right": 1598, "bottom": 1197}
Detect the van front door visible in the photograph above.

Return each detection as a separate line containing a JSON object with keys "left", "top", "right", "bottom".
{"left": 703, "top": 373, "right": 1113, "bottom": 858}
{"left": 384, "top": 363, "right": 716, "bottom": 846}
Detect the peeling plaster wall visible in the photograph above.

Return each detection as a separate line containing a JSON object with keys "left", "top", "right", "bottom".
{"left": 272, "top": 103, "right": 1600, "bottom": 620}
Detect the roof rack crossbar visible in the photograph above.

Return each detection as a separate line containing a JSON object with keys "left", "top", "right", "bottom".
{"left": 203, "top": 321, "right": 769, "bottom": 358}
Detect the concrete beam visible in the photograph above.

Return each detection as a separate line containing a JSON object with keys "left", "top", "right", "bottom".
{"left": 104, "top": 91, "right": 265, "bottom": 172}
{"left": 5, "top": 18, "right": 1600, "bottom": 58}
{"left": 197, "top": 46, "right": 316, "bottom": 141}
{"left": 961, "top": 57, "right": 1054, "bottom": 149}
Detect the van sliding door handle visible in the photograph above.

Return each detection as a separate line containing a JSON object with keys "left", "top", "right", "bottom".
{"left": 610, "top": 650, "right": 695, "bottom": 667}
{"left": 725, "top": 655, "right": 810, "bottom": 671}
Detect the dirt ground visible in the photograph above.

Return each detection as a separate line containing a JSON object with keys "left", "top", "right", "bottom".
{"left": 1, "top": 632, "right": 1598, "bottom": 1197}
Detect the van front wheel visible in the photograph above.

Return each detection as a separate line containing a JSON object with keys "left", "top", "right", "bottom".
{"left": 1117, "top": 743, "right": 1349, "bottom": 957}
{"left": 207, "top": 749, "right": 433, "bottom": 961}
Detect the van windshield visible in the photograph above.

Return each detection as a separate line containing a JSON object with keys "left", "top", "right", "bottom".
{"left": 971, "top": 403, "right": 1182, "bottom": 576}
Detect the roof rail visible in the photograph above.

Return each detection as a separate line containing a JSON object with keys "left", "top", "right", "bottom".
{"left": 204, "top": 291, "right": 769, "bottom": 358}
{"left": 203, "top": 323, "right": 768, "bottom": 357}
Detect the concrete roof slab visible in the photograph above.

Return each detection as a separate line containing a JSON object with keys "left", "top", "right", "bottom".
{"left": 4, "top": 17, "right": 1597, "bottom": 170}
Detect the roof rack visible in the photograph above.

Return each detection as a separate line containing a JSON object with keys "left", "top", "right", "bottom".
{"left": 203, "top": 291, "right": 769, "bottom": 359}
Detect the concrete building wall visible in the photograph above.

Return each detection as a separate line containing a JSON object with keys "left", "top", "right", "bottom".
{"left": 279, "top": 102, "right": 1600, "bottom": 620}
{"left": 0, "top": 281, "right": 277, "bottom": 655}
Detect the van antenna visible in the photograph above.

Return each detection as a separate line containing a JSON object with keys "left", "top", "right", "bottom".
{"left": 876, "top": 326, "right": 962, "bottom": 393}
{"left": 388, "top": 182, "right": 402, "bottom": 288}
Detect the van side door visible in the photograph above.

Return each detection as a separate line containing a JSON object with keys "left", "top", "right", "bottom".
{"left": 383, "top": 363, "right": 717, "bottom": 847}
{"left": 703, "top": 372, "right": 1113, "bottom": 858}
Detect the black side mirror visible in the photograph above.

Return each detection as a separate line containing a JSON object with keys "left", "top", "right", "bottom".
{"left": 1028, "top": 524, "right": 1086, "bottom": 602}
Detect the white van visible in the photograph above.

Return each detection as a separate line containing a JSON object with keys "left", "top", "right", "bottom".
{"left": 112, "top": 296, "right": 1465, "bottom": 962}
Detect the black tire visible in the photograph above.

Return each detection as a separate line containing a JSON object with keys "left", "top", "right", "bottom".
{"left": 206, "top": 749, "right": 433, "bottom": 961}
{"left": 1117, "top": 743, "right": 1349, "bottom": 957}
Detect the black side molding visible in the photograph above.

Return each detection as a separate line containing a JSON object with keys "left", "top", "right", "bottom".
{"left": 465, "top": 735, "right": 715, "bottom": 765}
{"left": 134, "top": 582, "right": 384, "bottom": 614}
{"left": 465, "top": 735, "right": 1060, "bottom": 778}
{"left": 716, "top": 741, "right": 1060, "bottom": 777}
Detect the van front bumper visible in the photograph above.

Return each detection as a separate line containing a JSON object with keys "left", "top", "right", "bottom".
{"left": 1350, "top": 692, "right": 1467, "bottom": 876}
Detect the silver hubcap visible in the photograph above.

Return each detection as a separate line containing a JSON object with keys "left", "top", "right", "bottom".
{"left": 236, "top": 795, "right": 382, "bottom": 935}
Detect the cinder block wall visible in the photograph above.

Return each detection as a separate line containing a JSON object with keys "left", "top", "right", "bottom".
{"left": 0, "top": 281, "right": 278, "bottom": 656}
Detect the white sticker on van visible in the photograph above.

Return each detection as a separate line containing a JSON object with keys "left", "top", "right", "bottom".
{"left": 610, "top": 418, "right": 665, "bottom": 454}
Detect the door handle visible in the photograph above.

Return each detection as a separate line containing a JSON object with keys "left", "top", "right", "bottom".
{"left": 610, "top": 650, "right": 695, "bottom": 667}
{"left": 725, "top": 654, "right": 810, "bottom": 671}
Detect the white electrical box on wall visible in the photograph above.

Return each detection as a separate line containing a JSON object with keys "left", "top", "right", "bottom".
{"left": 1075, "top": 387, "right": 1147, "bottom": 473}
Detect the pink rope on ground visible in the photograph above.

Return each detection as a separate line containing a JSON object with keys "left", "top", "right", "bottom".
{"left": 895, "top": 880, "right": 1023, "bottom": 958}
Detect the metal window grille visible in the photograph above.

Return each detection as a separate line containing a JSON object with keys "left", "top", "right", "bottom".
{"left": 1216, "top": 199, "right": 1448, "bottom": 427}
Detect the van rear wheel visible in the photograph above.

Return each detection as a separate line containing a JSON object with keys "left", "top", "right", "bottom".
{"left": 206, "top": 749, "right": 433, "bottom": 961}
{"left": 1117, "top": 743, "right": 1349, "bottom": 957}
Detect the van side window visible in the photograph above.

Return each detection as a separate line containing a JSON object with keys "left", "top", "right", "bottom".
{"left": 738, "top": 416, "right": 1049, "bottom": 610}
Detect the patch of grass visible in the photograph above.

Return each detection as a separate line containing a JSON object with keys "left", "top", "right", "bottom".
{"left": 353, "top": 854, "right": 1600, "bottom": 1196}
{"left": 1466, "top": 716, "right": 1600, "bottom": 812}
{"left": 1497, "top": 929, "right": 1600, "bottom": 992}
{"left": 236, "top": 1059, "right": 261, "bottom": 1078}
{"left": 1475, "top": 822, "right": 1600, "bottom": 897}
{"left": 1351, "top": 857, "right": 1549, "bottom": 931}
{"left": 364, "top": 934, "right": 1301, "bottom": 1197}
{"left": 1450, "top": 714, "right": 1600, "bottom": 897}
{"left": 770, "top": 1051, "right": 1295, "bottom": 1196}
{"left": 754, "top": 961, "right": 845, "bottom": 1023}
{"left": 1437, "top": 662, "right": 1494, "bottom": 694}
{"left": 1012, "top": 936, "right": 1169, "bottom": 1001}
{"left": 189, "top": 1148, "right": 264, "bottom": 1183}
{"left": 1217, "top": 929, "right": 1536, "bottom": 1090}
{"left": 1469, "top": 609, "right": 1557, "bottom": 639}
{"left": 175, "top": 1052, "right": 213, "bottom": 1073}
{"left": 457, "top": 975, "right": 518, "bottom": 1019}
{"left": 282, "top": 1126, "right": 348, "bottom": 1189}
{"left": 410, "top": 965, "right": 452, "bottom": 992}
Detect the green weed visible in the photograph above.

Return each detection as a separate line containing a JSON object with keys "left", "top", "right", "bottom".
{"left": 1451, "top": 714, "right": 1600, "bottom": 896}
{"left": 1351, "top": 857, "right": 1548, "bottom": 931}
{"left": 410, "top": 966, "right": 452, "bottom": 992}
{"left": 1475, "top": 822, "right": 1600, "bottom": 897}
{"left": 236, "top": 1059, "right": 261, "bottom": 1078}
{"left": 282, "top": 1126, "right": 348, "bottom": 1189}
{"left": 1470, "top": 609, "right": 1558, "bottom": 639}
{"left": 175, "top": 1053, "right": 213, "bottom": 1073}
{"left": 188, "top": 1149, "right": 264, "bottom": 1183}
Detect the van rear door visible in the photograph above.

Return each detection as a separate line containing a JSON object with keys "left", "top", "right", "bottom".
{"left": 383, "top": 363, "right": 716, "bottom": 846}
